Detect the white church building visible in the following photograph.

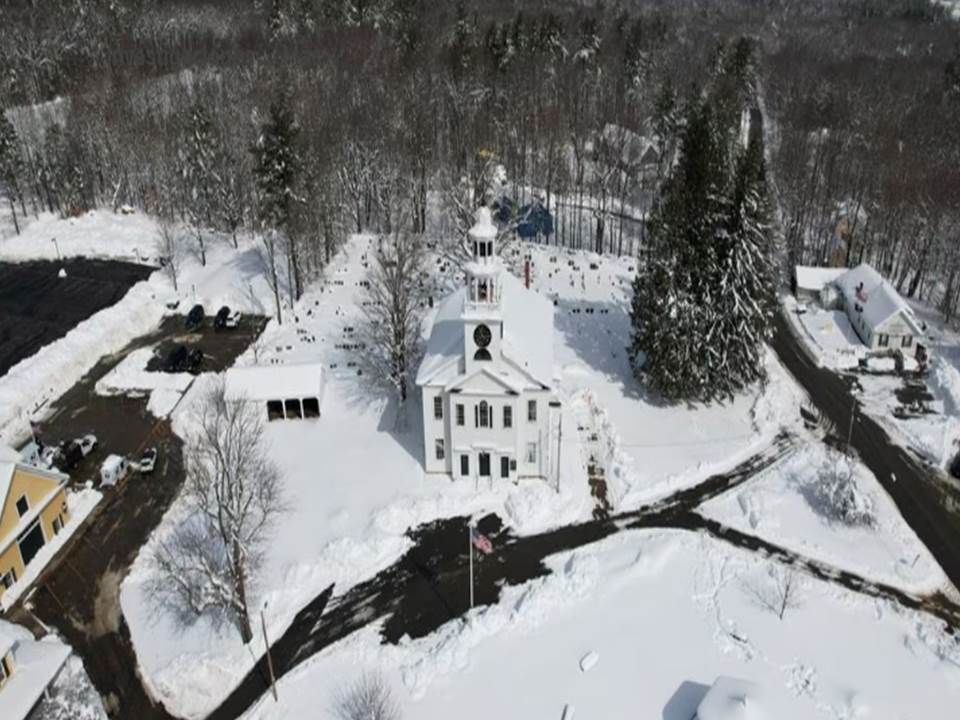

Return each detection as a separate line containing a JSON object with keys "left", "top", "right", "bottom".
{"left": 416, "top": 208, "right": 561, "bottom": 483}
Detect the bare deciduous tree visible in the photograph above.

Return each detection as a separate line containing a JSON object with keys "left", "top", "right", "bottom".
{"left": 742, "top": 565, "right": 803, "bottom": 620}
{"left": 155, "top": 215, "right": 183, "bottom": 293}
{"left": 360, "top": 230, "right": 427, "bottom": 413}
{"left": 148, "top": 380, "right": 286, "bottom": 643}
{"left": 332, "top": 672, "right": 401, "bottom": 720}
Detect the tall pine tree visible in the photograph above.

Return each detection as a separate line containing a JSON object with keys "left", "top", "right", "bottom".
{"left": 0, "top": 113, "right": 25, "bottom": 234}
{"left": 251, "top": 99, "right": 301, "bottom": 324}
{"left": 630, "top": 45, "right": 775, "bottom": 402}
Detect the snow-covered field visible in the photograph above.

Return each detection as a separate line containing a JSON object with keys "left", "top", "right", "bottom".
{"left": 6, "top": 208, "right": 959, "bottom": 719}
{"left": 700, "top": 441, "right": 948, "bottom": 594}
{"left": 117, "top": 234, "right": 799, "bottom": 717}
{"left": 239, "top": 529, "right": 960, "bottom": 720}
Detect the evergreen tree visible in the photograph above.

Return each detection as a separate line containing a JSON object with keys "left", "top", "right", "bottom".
{"left": 630, "top": 79, "right": 775, "bottom": 402}
{"left": 251, "top": 99, "right": 301, "bottom": 323}
{"left": 0, "top": 113, "right": 25, "bottom": 234}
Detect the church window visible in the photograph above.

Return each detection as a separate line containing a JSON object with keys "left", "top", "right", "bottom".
{"left": 473, "top": 348, "right": 492, "bottom": 361}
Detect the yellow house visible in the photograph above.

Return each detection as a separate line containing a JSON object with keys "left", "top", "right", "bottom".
{"left": 0, "top": 445, "right": 70, "bottom": 604}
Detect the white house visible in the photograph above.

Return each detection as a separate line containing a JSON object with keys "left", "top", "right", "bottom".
{"left": 0, "top": 619, "right": 71, "bottom": 720}
{"left": 224, "top": 362, "right": 325, "bottom": 421}
{"left": 417, "top": 208, "right": 561, "bottom": 484}
{"left": 834, "top": 263, "right": 922, "bottom": 351}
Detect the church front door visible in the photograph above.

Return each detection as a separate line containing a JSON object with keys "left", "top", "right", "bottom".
{"left": 478, "top": 452, "right": 491, "bottom": 477}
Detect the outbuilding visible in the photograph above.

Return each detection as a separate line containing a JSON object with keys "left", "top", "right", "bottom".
{"left": 792, "top": 265, "right": 845, "bottom": 304}
{"left": 224, "top": 362, "right": 325, "bottom": 421}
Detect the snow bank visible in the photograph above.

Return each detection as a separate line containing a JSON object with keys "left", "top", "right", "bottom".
{"left": 0, "top": 281, "right": 166, "bottom": 444}
{"left": 0, "top": 209, "right": 160, "bottom": 264}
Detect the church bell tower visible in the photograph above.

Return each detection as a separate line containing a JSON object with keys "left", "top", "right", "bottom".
{"left": 463, "top": 207, "right": 503, "bottom": 373}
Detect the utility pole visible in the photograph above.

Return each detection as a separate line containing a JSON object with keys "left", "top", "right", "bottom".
{"left": 846, "top": 394, "right": 857, "bottom": 454}
{"left": 261, "top": 609, "right": 278, "bottom": 702}
{"left": 468, "top": 522, "right": 474, "bottom": 610}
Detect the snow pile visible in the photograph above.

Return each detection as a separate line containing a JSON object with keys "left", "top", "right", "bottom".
{"left": 700, "top": 442, "right": 948, "bottom": 594}
{"left": 0, "top": 281, "right": 166, "bottom": 444}
{"left": 95, "top": 347, "right": 193, "bottom": 397}
{"left": 0, "top": 209, "right": 159, "bottom": 264}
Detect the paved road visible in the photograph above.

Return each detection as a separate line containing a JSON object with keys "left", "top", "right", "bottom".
{"left": 0, "top": 259, "right": 153, "bottom": 376}
{"left": 5, "top": 314, "right": 265, "bottom": 720}
{"left": 772, "top": 310, "right": 960, "bottom": 591}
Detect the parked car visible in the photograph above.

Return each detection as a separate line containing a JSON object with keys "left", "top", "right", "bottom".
{"left": 185, "top": 304, "right": 204, "bottom": 330}
{"left": 55, "top": 441, "right": 85, "bottom": 472}
{"left": 138, "top": 447, "right": 158, "bottom": 474}
{"left": 74, "top": 433, "right": 97, "bottom": 456}
{"left": 214, "top": 306, "right": 242, "bottom": 330}
{"left": 100, "top": 454, "right": 129, "bottom": 487}
{"left": 164, "top": 345, "right": 204, "bottom": 374}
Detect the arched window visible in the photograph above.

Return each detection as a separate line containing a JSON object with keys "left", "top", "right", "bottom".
{"left": 478, "top": 401, "right": 490, "bottom": 427}
{"left": 473, "top": 348, "right": 492, "bottom": 361}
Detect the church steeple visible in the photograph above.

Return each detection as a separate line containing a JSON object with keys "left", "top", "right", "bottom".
{"left": 464, "top": 207, "right": 501, "bottom": 312}
{"left": 463, "top": 207, "right": 503, "bottom": 370}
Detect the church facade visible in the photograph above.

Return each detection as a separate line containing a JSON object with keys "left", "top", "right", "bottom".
{"left": 416, "top": 208, "right": 560, "bottom": 483}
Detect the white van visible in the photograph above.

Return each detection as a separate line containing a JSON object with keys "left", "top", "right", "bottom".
{"left": 100, "top": 454, "right": 129, "bottom": 487}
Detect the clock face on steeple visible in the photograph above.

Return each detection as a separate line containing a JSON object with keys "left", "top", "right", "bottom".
{"left": 473, "top": 324, "right": 492, "bottom": 348}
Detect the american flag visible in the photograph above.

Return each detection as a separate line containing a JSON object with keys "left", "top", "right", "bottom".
{"left": 471, "top": 526, "right": 494, "bottom": 555}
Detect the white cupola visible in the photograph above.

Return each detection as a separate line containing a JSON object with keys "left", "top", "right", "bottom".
{"left": 464, "top": 207, "right": 502, "bottom": 313}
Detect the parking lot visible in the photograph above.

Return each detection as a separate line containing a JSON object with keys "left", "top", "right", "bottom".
{"left": 5, "top": 312, "right": 265, "bottom": 718}
{"left": 0, "top": 259, "right": 153, "bottom": 377}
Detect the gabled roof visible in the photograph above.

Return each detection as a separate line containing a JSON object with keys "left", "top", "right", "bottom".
{"left": 224, "top": 362, "right": 325, "bottom": 402}
{"left": 416, "top": 271, "right": 555, "bottom": 388}
{"left": 0, "top": 619, "right": 72, "bottom": 720}
{"left": 696, "top": 676, "right": 807, "bottom": 720}
{"left": 794, "top": 265, "right": 845, "bottom": 293}
{"left": 835, "top": 263, "right": 922, "bottom": 335}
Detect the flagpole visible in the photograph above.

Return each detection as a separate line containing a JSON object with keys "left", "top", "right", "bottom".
{"left": 468, "top": 522, "right": 474, "bottom": 610}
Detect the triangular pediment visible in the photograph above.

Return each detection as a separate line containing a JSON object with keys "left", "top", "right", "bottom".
{"left": 445, "top": 366, "right": 523, "bottom": 394}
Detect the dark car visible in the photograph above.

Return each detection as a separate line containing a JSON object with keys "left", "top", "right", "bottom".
{"left": 54, "top": 441, "right": 85, "bottom": 472}
{"left": 164, "top": 345, "right": 203, "bottom": 373}
{"left": 214, "top": 305, "right": 242, "bottom": 330}
{"left": 185, "top": 304, "right": 204, "bottom": 330}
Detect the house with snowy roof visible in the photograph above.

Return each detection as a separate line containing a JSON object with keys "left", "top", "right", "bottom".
{"left": 416, "top": 207, "right": 561, "bottom": 483}
{"left": 0, "top": 444, "right": 71, "bottom": 605}
{"left": 833, "top": 263, "right": 922, "bottom": 351}
{"left": 0, "top": 619, "right": 71, "bottom": 719}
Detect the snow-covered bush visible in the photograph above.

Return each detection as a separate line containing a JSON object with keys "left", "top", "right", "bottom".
{"left": 805, "top": 449, "right": 875, "bottom": 527}
{"left": 332, "top": 672, "right": 401, "bottom": 720}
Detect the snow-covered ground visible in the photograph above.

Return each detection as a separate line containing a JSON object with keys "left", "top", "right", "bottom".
{"left": 29, "top": 654, "right": 108, "bottom": 720}
{"left": 700, "top": 441, "right": 949, "bottom": 594}
{"left": 239, "top": 529, "right": 960, "bottom": 720}
{"left": 119, "top": 235, "right": 799, "bottom": 718}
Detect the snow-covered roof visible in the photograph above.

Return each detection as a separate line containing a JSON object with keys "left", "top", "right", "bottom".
{"left": 696, "top": 677, "right": 767, "bottom": 720}
{"left": 0, "top": 619, "right": 71, "bottom": 720}
{"left": 1, "top": 447, "right": 67, "bottom": 545}
{"left": 416, "top": 288, "right": 467, "bottom": 386}
{"left": 835, "top": 263, "right": 922, "bottom": 335}
{"left": 794, "top": 265, "right": 845, "bottom": 293}
{"left": 417, "top": 271, "right": 554, "bottom": 388}
{"left": 469, "top": 207, "right": 498, "bottom": 240}
{"left": 224, "top": 362, "right": 325, "bottom": 401}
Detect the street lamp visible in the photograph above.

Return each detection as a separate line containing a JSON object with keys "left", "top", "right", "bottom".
{"left": 51, "top": 237, "right": 61, "bottom": 260}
